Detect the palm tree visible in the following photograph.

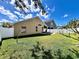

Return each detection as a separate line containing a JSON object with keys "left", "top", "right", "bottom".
{"left": 68, "top": 19, "right": 79, "bottom": 34}
{"left": 64, "top": 18, "right": 79, "bottom": 37}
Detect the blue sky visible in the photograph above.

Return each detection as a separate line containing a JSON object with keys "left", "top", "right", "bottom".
{"left": 0, "top": 0, "right": 79, "bottom": 26}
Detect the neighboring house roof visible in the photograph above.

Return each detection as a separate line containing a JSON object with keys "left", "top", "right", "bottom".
{"left": 44, "top": 20, "right": 57, "bottom": 29}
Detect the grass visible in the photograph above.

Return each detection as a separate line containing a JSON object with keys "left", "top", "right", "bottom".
{"left": 0, "top": 33, "right": 79, "bottom": 59}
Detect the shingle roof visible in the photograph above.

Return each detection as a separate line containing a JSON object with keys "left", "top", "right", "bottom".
{"left": 14, "top": 16, "right": 41, "bottom": 24}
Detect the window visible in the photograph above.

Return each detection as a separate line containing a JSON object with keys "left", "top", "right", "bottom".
{"left": 36, "top": 26, "right": 38, "bottom": 32}
{"left": 38, "top": 24, "right": 42, "bottom": 26}
{"left": 21, "top": 26, "right": 26, "bottom": 33}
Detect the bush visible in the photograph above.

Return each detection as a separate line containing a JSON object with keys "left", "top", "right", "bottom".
{"left": 30, "top": 42, "right": 78, "bottom": 59}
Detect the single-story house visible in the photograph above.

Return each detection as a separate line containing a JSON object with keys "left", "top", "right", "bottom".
{"left": 14, "top": 16, "right": 46, "bottom": 37}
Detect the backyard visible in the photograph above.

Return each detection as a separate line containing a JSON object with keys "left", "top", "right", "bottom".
{"left": 0, "top": 33, "right": 79, "bottom": 59}
{"left": 0, "top": 0, "right": 79, "bottom": 59}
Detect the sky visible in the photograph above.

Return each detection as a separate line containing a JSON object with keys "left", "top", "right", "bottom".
{"left": 0, "top": 0, "right": 79, "bottom": 26}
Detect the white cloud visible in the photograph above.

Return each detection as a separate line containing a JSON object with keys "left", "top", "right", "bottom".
{"left": 28, "top": 1, "right": 40, "bottom": 13}
{"left": 14, "top": 11, "right": 24, "bottom": 18}
{"left": 24, "top": 14, "right": 33, "bottom": 19}
{"left": 0, "top": 6, "right": 18, "bottom": 21}
{"left": 44, "top": 15, "right": 49, "bottom": 19}
{"left": 45, "top": 5, "right": 48, "bottom": 8}
{"left": 51, "top": 6, "right": 55, "bottom": 13}
{"left": 10, "top": 0, "right": 15, "bottom": 5}
{"left": 36, "top": 5, "right": 55, "bottom": 20}
{"left": 63, "top": 14, "right": 68, "bottom": 18}
{"left": 0, "top": 0, "right": 50, "bottom": 22}
{"left": 14, "top": 11, "right": 33, "bottom": 20}
{"left": 14, "top": 0, "right": 40, "bottom": 13}
{"left": 0, "top": 19, "right": 12, "bottom": 23}
{"left": 36, "top": 11, "right": 49, "bottom": 20}
{"left": 47, "top": 6, "right": 55, "bottom": 13}
{"left": 14, "top": 11, "right": 21, "bottom": 15}
{"left": 15, "top": 7, "right": 21, "bottom": 11}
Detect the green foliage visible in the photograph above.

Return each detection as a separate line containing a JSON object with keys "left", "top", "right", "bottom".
{"left": 14, "top": 0, "right": 46, "bottom": 14}
{"left": 65, "top": 18, "right": 79, "bottom": 28}
{"left": 29, "top": 42, "right": 79, "bottom": 59}
{"left": 0, "top": 0, "right": 46, "bottom": 15}
{"left": 30, "top": 41, "right": 53, "bottom": 59}
{"left": 2, "top": 22, "right": 13, "bottom": 28}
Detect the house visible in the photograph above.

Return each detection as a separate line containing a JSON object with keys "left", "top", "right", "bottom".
{"left": 45, "top": 20, "right": 57, "bottom": 29}
{"left": 14, "top": 17, "right": 46, "bottom": 37}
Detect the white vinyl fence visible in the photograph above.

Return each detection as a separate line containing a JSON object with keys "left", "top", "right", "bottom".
{"left": 46, "top": 28, "right": 79, "bottom": 34}
{"left": 0, "top": 27, "right": 79, "bottom": 41}
{"left": 0, "top": 27, "right": 14, "bottom": 41}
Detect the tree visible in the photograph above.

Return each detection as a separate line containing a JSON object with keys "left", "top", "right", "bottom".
{"left": 2, "top": 22, "right": 13, "bottom": 28}
{"left": 15, "top": 0, "right": 46, "bottom": 14}
{"left": 68, "top": 19, "right": 79, "bottom": 34}
{"left": 0, "top": 0, "right": 46, "bottom": 15}
{"left": 63, "top": 18, "right": 79, "bottom": 37}
{"left": 64, "top": 18, "right": 79, "bottom": 39}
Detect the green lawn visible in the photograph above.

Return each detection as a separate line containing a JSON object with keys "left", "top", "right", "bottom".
{"left": 0, "top": 33, "right": 79, "bottom": 59}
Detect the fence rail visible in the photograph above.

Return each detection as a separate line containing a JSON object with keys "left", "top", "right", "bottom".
{"left": 45, "top": 28, "right": 79, "bottom": 34}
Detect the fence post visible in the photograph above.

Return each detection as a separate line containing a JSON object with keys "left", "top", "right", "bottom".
{"left": 0, "top": 33, "right": 2, "bottom": 49}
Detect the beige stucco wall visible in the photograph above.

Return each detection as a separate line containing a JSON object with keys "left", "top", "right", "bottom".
{"left": 14, "top": 17, "right": 44, "bottom": 37}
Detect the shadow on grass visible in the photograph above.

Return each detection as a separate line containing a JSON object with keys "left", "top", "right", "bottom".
{"left": 2, "top": 32, "right": 51, "bottom": 40}
{"left": 60, "top": 33, "right": 79, "bottom": 41}
{"left": 14, "top": 32, "right": 51, "bottom": 39}
{"left": 0, "top": 32, "right": 51, "bottom": 49}
{"left": 68, "top": 48, "right": 79, "bottom": 58}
